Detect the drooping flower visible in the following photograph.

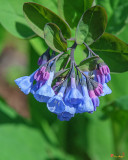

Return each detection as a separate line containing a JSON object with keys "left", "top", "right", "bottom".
{"left": 15, "top": 70, "right": 38, "bottom": 95}
{"left": 64, "top": 77, "right": 84, "bottom": 108}
{"left": 15, "top": 42, "right": 112, "bottom": 121}
{"left": 57, "top": 105, "right": 76, "bottom": 121}
{"left": 76, "top": 84, "right": 94, "bottom": 113}
{"left": 32, "top": 59, "right": 56, "bottom": 102}
{"left": 34, "top": 71, "right": 55, "bottom": 102}
{"left": 87, "top": 79, "right": 100, "bottom": 110}
{"left": 94, "top": 62, "right": 112, "bottom": 96}
{"left": 95, "top": 62, "right": 111, "bottom": 84}
{"left": 47, "top": 81, "right": 67, "bottom": 114}
{"left": 101, "top": 83, "right": 112, "bottom": 96}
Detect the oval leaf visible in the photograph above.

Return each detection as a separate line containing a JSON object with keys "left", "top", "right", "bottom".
{"left": 23, "top": 2, "right": 71, "bottom": 39}
{"left": 76, "top": 5, "right": 107, "bottom": 45}
{"left": 90, "top": 33, "right": 128, "bottom": 73}
{"left": 44, "top": 23, "right": 67, "bottom": 53}
{"left": 77, "top": 56, "right": 98, "bottom": 71}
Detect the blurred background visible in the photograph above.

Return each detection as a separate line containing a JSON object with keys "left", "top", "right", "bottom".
{"left": 0, "top": 0, "right": 128, "bottom": 160}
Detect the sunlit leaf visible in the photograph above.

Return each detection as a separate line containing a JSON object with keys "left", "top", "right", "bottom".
{"left": 44, "top": 23, "right": 67, "bottom": 53}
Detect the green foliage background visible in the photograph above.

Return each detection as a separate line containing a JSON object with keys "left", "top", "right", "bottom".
{"left": 0, "top": 0, "right": 128, "bottom": 159}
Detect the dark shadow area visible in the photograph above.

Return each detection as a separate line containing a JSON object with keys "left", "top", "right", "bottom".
{"left": 15, "top": 22, "right": 35, "bottom": 38}
{"left": 65, "top": 115, "right": 91, "bottom": 160}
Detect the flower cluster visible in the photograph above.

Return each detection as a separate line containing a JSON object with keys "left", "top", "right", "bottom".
{"left": 15, "top": 43, "right": 112, "bottom": 121}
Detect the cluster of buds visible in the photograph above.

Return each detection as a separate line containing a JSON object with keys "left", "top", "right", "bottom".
{"left": 15, "top": 43, "right": 112, "bottom": 121}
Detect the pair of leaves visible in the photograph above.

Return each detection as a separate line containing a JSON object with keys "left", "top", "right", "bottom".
{"left": 24, "top": 3, "right": 106, "bottom": 53}
{"left": 24, "top": 2, "right": 128, "bottom": 73}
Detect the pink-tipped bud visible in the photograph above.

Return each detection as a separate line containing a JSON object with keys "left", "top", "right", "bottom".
{"left": 43, "top": 71, "right": 50, "bottom": 81}
{"left": 94, "top": 83, "right": 103, "bottom": 96}
{"left": 99, "top": 64, "right": 110, "bottom": 75}
{"left": 40, "top": 66, "right": 46, "bottom": 72}
{"left": 95, "top": 70, "right": 105, "bottom": 84}
{"left": 89, "top": 90, "right": 100, "bottom": 109}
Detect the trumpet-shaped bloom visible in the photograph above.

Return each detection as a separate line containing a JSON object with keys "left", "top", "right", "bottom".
{"left": 31, "top": 81, "right": 45, "bottom": 94}
{"left": 47, "top": 86, "right": 66, "bottom": 114}
{"left": 64, "top": 77, "right": 84, "bottom": 107}
{"left": 15, "top": 70, "right": 37, "bottom": 95}
{"left": 57, "top": 105, "right": 76, "bottom": 121}
{"left": 76, "top": 85, "right": 94, "bottom": 113}
{"left": 34, "top": 72, "right": 55, "bottom": 102}
{"left": 101, "top": 83, "right": 112, "bottom": 96}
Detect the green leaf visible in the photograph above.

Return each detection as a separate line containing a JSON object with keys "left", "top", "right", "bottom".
{"left": 117, "top": 24, "right": 128, "bottom": 43}
{"left": 56, "top": 54, "right": 69, "bottom": 72}
{"left": 77, "top": 56, "right": 98, "bottom": 71}
{"left": 76, "top": 5, "right": 107, "bottom": 45}
{"left": 23, "top": 2, "right": 71, "bottom": 39}
{"left": 84, "top": 0, "right": 94, "bottom": 11}
{"left": 90, "top": 32, "right": 128, "bottom": 73}
{"left": 44, "top": 23, "right": 67, "bottom": 53}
